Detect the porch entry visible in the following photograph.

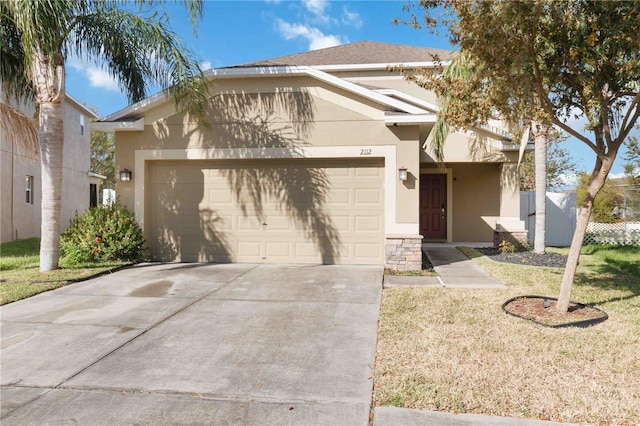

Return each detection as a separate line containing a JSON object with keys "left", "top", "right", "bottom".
{"left": 420, "top": 174, "right": 447, "bottom": 240}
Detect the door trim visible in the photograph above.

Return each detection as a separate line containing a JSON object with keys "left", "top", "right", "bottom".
{"left": 420, "top": 168, "right": 453, "bottom": 242}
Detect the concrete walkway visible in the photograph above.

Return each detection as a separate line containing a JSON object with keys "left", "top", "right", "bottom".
{"left": 384, "top": 244, "right": 505, "bottom": 289}
{"left": 1, "top": 263, "right": 382, "bottom": 425}
{"left": 374, "top": 407, "right": 582, "bottom": 426}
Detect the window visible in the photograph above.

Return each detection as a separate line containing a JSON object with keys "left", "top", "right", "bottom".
{"left": 26, "top": 175, "right": 34, "bottom": 204}
{"left": 80, "top": 115, "right": 85, "bottom": 136}
{"left": 90, "top": 184, "right": 98, "bottom": 208}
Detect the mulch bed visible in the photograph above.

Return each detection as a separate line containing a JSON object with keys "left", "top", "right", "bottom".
{"left": 475, "top": 247, "right": 567, "bottom": 268}
{"left": 474, "top": 248, "right": 608, "bottom": 327}
{"left": 503, "top": 295, "right": 608, "bottom": 327}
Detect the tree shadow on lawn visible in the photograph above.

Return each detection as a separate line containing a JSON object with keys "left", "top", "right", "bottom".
{"left": 573, "top": 257, "right": 640, "bottom": 307}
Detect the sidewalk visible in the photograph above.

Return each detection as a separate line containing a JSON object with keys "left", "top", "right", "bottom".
{"left": 384, "top": 244, "right": 505, "bottom": 289}
{"left": 374, "top": 407, "right": 582, "bottom": 426}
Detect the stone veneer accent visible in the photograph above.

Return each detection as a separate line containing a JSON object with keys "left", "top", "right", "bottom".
{"left": 385, "top": 235, "right": 424, "bottom": 271}
{"left": 493, "top": 229, "right": 529, "bottom": 251}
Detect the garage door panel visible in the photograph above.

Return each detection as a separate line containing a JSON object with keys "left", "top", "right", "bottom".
{"left": 324, "top": 166, "right": 350, "bottom": 177}
{"left": 355, "top": 189, "right": 381, "bottom": 204}
{"left": 355, "top": 166, "right": 382, "bottom": 177}
{"left": 149, "top": 159, "right": 384, "bottom": 264}
{"left": 355, "top": 216, "right": 383, "bottom": 232}
{"left": 237, "top": 241, "right": 261, "bottom": 257}
{"left": 265, "top": 241, "right": 291, "bottom": 258}
{"left": 206, "top": 188, "right": 233, "bottom": 204}
{"left": 326, "top": 188, "right": 350, "bottom": 204}
{"left": 354, "top": 242, "right": 381, "bottom": 261}
{"left": 263, "top": 215, "right": 291, "bottom": 231}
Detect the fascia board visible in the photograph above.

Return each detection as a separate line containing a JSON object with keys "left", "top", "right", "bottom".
{"left": 375, "top": 89, "right": 439, "bottom": 112}
{"left": 303, "top": 67, "right": 427, "bottom": 114}
{"left": 88, "top": 171, "right": 107, "bottom": 179}
{"left": 92, "top": 117, "right": 144, "bottom": 132}
{"left": 100, "top": 90, "right": 167, "bottom": 121}
{"left": 66, "top": 94, "right": 99, "bottom": 118}
{"left": 385, "top": 113, "right": 437, "bottom": 125}
{"left": 502, "top": 142, "right": 533, "bottom": 151}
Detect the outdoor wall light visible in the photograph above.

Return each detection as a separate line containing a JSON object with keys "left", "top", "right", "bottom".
{"left": 119, "top": 169, "right": 132, "bottom": 182}
{"left": 398, "top": 167, "right": 408, "bottom": 181}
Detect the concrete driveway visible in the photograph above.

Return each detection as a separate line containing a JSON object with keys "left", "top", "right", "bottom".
{"left": 1, "top": 263, "right": 382, "bottom": 425}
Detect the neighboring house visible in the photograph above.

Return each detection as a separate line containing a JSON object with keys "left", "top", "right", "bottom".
{"left": 97, "top": 41, "right": 527, "bottom": 269}
{"left": 1, "top": 95, "right": 103, "bottom": 243}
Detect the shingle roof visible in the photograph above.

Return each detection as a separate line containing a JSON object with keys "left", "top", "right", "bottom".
{"left": 232, "top": 41, "right": 456, "bottom": 68}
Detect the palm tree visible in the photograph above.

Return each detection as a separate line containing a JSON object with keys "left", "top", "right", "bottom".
{"left": 1, "top": 0, "right": 208, "bottom": 271}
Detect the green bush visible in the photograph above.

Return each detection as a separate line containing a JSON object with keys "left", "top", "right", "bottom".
{"left": 60, "top": 203, "right": 146, "bottom": 264}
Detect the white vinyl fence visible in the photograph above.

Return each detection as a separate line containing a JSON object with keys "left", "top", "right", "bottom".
{"left": 520, "top": 191, "right": 577, "bottom": 247}
{"left": 521, "top": 191, "right": 640, "bottom": 247}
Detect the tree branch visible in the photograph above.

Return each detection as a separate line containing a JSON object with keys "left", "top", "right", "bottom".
{"left": 620, "top": 92, "right": 640, "bottom": 134}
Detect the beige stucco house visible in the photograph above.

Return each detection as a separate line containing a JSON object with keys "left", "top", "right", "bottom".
{"left": 1, "top": 95, "right": 102, "bottom": 243}
{"left": 98, "top": 41, "right": 527, "bottom": 269}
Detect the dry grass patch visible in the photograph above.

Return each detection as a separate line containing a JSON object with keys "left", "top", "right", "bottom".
{"left": 374, "top": 246, "right": 640, "bottom": 425}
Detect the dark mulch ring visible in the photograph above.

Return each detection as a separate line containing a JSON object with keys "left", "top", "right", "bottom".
{"left": 503, "top": 295, "right": 608, "bottom": 328}
{"left": 475, "top": 247, "right": 567, "bottom": 268}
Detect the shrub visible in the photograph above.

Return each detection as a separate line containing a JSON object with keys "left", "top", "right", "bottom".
{"left": 60, "top": 203, "right": 146, "bottom": 264}
{"left": 498, "top": 240, "right": 516, "bottom": 253}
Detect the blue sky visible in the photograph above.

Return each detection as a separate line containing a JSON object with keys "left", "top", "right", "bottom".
{"left": 64, "top": 0, "right": 636, "bottom": 180}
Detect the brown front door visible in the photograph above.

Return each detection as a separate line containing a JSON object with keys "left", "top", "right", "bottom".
{"left": 420, "top": 174, "right": 447, "bottom": 240}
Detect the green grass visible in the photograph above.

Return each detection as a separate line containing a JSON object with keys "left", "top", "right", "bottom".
{"left": 0, "top": 238, "right": 40, "bottom": 271}
{"left": 375, "top": 244, "right": 640, "bottom": 425}
{"left": 1, "top": 238, "right": 128, "bottom": 305}
{"left": 581, "top": 244, "right": 640, "bottom": 277}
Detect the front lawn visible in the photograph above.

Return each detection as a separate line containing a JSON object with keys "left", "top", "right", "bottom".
{"left": 1, "top": 238, "right": 128, "bottom": 305}
{"left": 374, "top": 245, "right": 640, "bottom": 424}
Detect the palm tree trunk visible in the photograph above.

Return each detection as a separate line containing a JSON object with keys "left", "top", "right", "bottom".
{"left": 533, "top": 122, "right": 548, "bottom": 254}
{"left": 32, "top": 48, "right": 66, "bottom": 272}
{"left": 38, "top": 101, "right": 64, "bottom": 271}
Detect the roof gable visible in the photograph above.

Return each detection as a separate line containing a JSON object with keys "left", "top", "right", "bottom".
{"left": 233, "top": 41, "right": 455, "bottom": 68}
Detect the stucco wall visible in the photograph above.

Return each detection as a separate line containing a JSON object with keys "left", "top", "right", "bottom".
{"left": 60, "top": 99, "right": 93, "bottom": 231}
{"left": 0, "top": 97, "right": 94, "bottom": 242}
{"left": 449, "top": 163, "right": 502, "bottom": 242}
{"left": 0, "top": 143, "right": 41, "bottom": 242}
{"left": 115, "top": 76, "right": 421, "bottom": 220}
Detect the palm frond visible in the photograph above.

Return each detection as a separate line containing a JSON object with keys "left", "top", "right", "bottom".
{"left": 69, "top": 6, "right": 208, "bottom": 122}
{"left": 0, "top": 4, "right": 34, "bottom": 102}
{"left": 430, "top": 52, "right": 476, "bottom": 162}
{"left": 0, "top": 102, "right": 38, "bottom": 153}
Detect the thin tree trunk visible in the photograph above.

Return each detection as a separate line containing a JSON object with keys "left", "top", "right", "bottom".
{"left": 38, "top": 101, "right": 64, "bottom": 271}
{"left": 533, "top": 122, "right": 548, "bottom": 254}
{"left": 556, "top": 163, "right": 610, "bottom": 312}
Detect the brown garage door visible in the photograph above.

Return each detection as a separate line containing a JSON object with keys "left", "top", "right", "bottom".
{"left": 148, "top": 158, "right": 384, "bottom": 264}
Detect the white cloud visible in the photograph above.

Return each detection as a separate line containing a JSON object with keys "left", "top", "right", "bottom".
{"left": 200, "top": 61, "right": 212, "bottom": 71}
{"left": 276, "top": 19, "right": 344, "bottom": 51}
{"left": 303, "top": 0, "right": 330, "bottom": 20}
{"left": 608, "top": 172, "right": 629, "bottom": 180}
{"left": 85, "top": 68, "right": 120, "bottom": 92}
{"left": 67, "top": 56, "right": 120, "bottom": 93}
{"left": 557, "top": 172, "right": 580, "bottom": 190}
{"left": 341, "top": 6, "right": 362, "bottom": 29}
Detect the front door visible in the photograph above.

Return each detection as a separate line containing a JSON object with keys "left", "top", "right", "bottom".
{"left": 420, "top": 174, "right": 447, "bottom": 240}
